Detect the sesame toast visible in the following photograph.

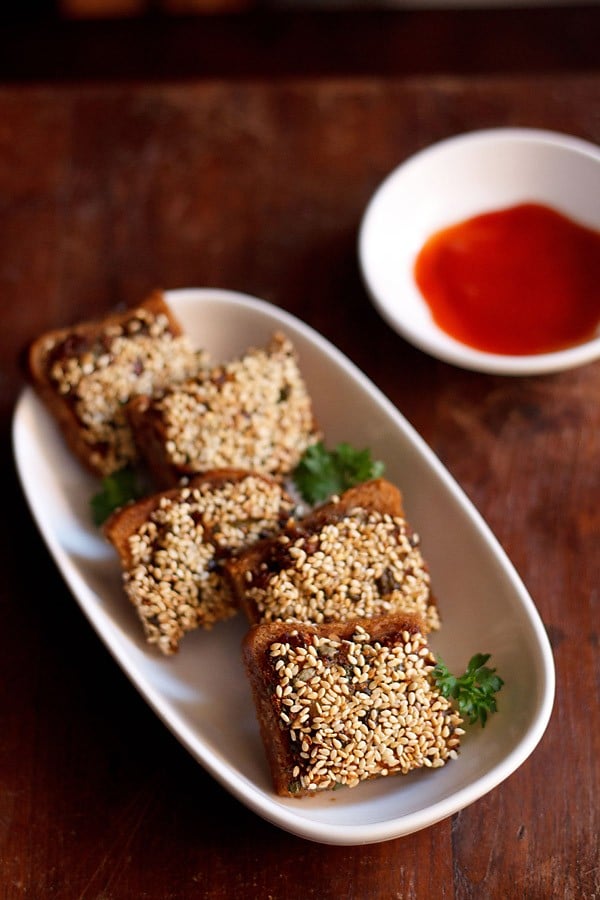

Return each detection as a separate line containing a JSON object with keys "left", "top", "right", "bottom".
{"left": 126, "top": 332, "right": 321, "bottom": 488}
{"left": 27, "top": 291, "right": 203, "bottom": 477}
{"left": 242, "top": 613, "right": 463, "bottom": 797}
{"left": 226, "top": 478, "right": 440, "bottom": 632}
{"left": 104, "top": 468, "right": 296, "bottom": 655}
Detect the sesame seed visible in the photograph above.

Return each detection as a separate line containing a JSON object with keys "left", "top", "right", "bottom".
{"left": 246, "top": 510, "right": 439, "bottom": 632}
{"left": 46, "top": 306, "right": 205, "bottom": 475}
{"left": 122, "top": 474, "right": 294, "bottom": 655}
{"left": 266, "top": 626, "right": 462, "bottom": 794}
{"left": 145, "top": 333, "right": 321, "bottom": 479}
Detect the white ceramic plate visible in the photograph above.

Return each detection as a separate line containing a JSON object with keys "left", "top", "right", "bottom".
{"left": 359, "top": 127, "right": 600, "bottom": 376}
{"left": 13, "top": 288, "right": 554, "bottom": 845}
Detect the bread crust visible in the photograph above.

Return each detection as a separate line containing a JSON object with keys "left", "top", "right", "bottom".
{"left": 27, "top": 291, "right": 195, "bottom": 477}
{"left": 227, "top": 478, "right": 403, "bottom": 616}
{"left": 242, "top": 612, "right": 461, "bottom": 797}
{"left": 104, "top": 467, "right": 289, "bottom": 567}
{"left": 126, "top": 332, "right": 321, "bottom": 489}
{"left": 126, "top": 393, "right": 178, "bottom": 488}
{"left": 104, "top": 468, "right": 296, "bottom": 655}
{"left": 226, "top": 478, "right": 439, "bottom": 630}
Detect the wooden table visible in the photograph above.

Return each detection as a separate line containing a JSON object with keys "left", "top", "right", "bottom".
{"left": 1, "top": 10, "right": 599, "bottom": 898}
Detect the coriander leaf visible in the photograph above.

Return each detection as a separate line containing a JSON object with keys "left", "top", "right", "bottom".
{"left": 432, "top": 653, "right": 504, "bottom": 728}
{"left": 292, "top": 441, "right": 385, "bottom": 505}
{"left": 335, "top": 442, "right": 386, "bottom": 487}
{"left": 292, "top": 442, "right": 340, "bottom": 504}
{"left": 90, "top": 466, "right": 146, "bottom": 526}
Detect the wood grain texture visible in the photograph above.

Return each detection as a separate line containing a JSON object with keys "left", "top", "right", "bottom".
{"left": 1, "top": 59, "right": 599, "bottom": 898}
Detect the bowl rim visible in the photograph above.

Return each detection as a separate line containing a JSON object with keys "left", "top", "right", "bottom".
{"left": 358, "top": 127, "right": 600, "bottom": 376}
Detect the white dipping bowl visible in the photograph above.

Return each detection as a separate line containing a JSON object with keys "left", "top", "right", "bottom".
{"left": 358, "top": 128, "right": 600, "bottom": 376}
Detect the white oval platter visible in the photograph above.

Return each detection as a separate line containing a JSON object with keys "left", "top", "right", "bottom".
{"left": 12, "top": 288, "right": 555, "bottom": 845}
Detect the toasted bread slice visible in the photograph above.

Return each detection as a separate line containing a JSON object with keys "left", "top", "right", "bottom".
{"left": 27, "top": 291, "right": 204, "bottom": 476}
{"left": 242, "top": 613, "right": 463, "bottom": 797}
{"left": 127, "top": 332, "right": 321, "bottom": 488}
{"left": 226, "top": 478, "right": 440, "bottom": 632}
{"left": 104, "top": 469, "right": 296, "bottom": 655}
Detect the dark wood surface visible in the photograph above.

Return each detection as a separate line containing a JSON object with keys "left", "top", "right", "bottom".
{"left": 2, "top": 6, "right": 600, "bottom": 81}
{"left": 1, "top": 10, "right": 599, "bottom": 898}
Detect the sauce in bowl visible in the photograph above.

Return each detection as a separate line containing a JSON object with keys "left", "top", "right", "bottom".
{"left": 414, "top": 203, "right": 600, "bottom": 356}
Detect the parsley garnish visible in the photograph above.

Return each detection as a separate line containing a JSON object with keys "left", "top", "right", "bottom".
{"left": 292, "top": 441, "right": 385, "bottom": 505}
{"left": 90, "top": 466, "right": 146, "bottom": 526}
{"left": 432, "top": 653, "right": 504, "bottom": 727}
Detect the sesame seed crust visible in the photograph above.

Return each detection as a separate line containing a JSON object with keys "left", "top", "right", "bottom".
{"left": 112, "top": 473, "right": 295, "bottom": 655}
{"left": 244, "top": 617, "right": 463, "bottom": 797}
{"left": 241, "top": 509, "right": 439, "bottom": 632}
{"left": 38, "top": 301, "right": 204, "bottom": 475}
{"left": 135, "top": 332, "right": 320, "bottom": 483}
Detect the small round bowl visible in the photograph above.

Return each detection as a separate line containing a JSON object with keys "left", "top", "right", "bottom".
{"left": 358, "top": 128, "right": 600, "bottom": 376}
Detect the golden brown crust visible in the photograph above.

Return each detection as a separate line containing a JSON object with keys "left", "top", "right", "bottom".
{"left": 27, "top": 291, "right": 194, "bottom": 477}
{"left": 104, "top": 467, "right": 288, "bottom": 568}
{"left": 226, "top": 478, "right": 441, "bottom": 630}
{"left": 242, "top": 612, "right": 461, "bottom": 798}
{"left": 126, "top": 332, "right": 321, "bottom": 489}
{"left": 104, "top": 468, "right": 296, "bottom": 655}
{"left": 226, "top": 478, "right": 404, "bottom": 613}
{"left": 126, "top": 393, "right": 178, "bottom": 489}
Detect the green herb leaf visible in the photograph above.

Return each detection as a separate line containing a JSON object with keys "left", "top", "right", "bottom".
{"left": 292, "top": 441, "right": 385, "bottom": 505}
{"left": 432, "top": 653, "right": 504, "bottom": 727}
{"left": 90, "top": 467, "right": 146, "bottom": 526}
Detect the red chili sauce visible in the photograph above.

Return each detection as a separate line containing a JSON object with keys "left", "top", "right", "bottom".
{"left": 413, "top": 202, "right": 600, "bottom": 356}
